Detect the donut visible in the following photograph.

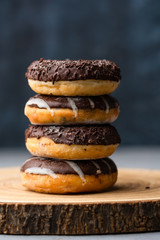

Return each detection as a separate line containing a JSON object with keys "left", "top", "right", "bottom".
{"left": 25, "top": 94, "right": 119, "bottom": 125}
{"left": 25, "top": 125, "right": 121, "bottom": 160}
{"left": 20, "top": 156, "right": 118, "bottom": 194}
{"left": 26, "top": 59, "right": 121, "bottom": 96}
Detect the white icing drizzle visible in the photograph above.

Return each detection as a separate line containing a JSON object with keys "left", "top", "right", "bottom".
{"left": 91, "top": 161, "right": 102, "bottom": 174}
{"left": 102, "top": 159, "right": 111, "bottom": 174}
{"left": 67, "top": 97, "right": 78, "bottom": 117}
{"left": 88, "top": 98, "right": 95, "bottom": 109}
{"left": 65, "top": 161, "right": 86, "bottom": 183}
{"left": 25, "top": 167, "right": 58, "bottom": 178}
{"left": 25, "top": 98, "right": 55, "bottom": 116}
{"left": 101, "top": 96, "right": 109, "bottom": 114}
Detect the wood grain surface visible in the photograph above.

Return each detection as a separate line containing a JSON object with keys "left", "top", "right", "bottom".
{"left": 0, "top": 167, "right": 160, "bottom": 235}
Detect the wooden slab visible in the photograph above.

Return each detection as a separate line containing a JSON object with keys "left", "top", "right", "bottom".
{"left": 0, "top": 167, "right": 160, "bottom": 235}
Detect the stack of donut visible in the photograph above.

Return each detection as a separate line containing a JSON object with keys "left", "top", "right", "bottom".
{"left": 20, "top": 59, "right": 121, "bottom": 194}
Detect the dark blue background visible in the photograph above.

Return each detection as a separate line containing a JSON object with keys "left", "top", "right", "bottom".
{"left": 0, "top": 0, "right": 160, "bottom": 147}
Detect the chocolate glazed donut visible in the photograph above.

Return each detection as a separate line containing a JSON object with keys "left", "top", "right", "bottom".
{"left": 26, "top": 59, "right": 121, "bottom": 96}
{"left": 24, "top": 94, "right": 120, "bottom": 125}
{"left": 20, "top": 157, "right": 118, "bottom": 194}
{"left": 25, "top": 125, "right": 121, "bottom": 160}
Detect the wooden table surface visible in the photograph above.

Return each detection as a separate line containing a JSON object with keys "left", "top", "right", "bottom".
{"left": 0, "top": 147, "right": 160, "bottom": 239}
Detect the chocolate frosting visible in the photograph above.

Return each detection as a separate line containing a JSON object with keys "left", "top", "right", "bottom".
{"left": 28, "top": 94, "right": 119, "bottom": 110}
{"left": 25, "top": 58, "right": 121, "bottom": 83}
{"left": 21, "top": 157, "right": 117, "bottom": 175}
{"left": 25, "top": 125, "right": 121, "bottom": 145}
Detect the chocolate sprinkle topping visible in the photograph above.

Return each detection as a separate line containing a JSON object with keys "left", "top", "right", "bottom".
{"left": 28, "top": 94, "right": 119, "bottom": 110}
{"left": 25, "top": 58, "right": 121, "bottom": 83}
{"left": 25, "top": 125, "right": 121, "bottom": 145}
{"left": 21, "top": 157, "right": 117, "bottom": 175}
